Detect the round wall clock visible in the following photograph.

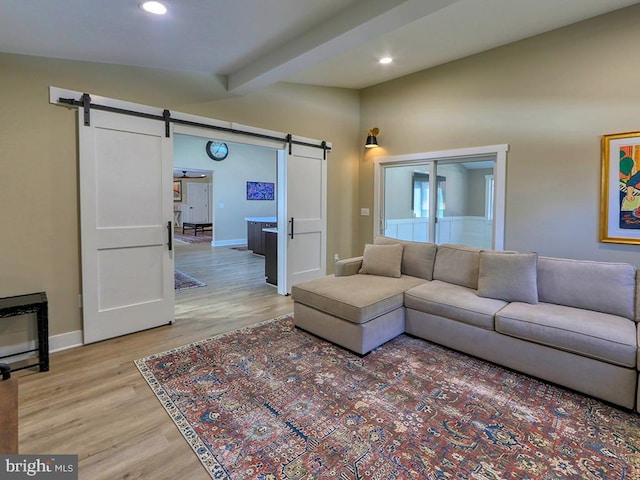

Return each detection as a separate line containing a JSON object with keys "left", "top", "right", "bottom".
{"left": 206, "top": 140, "right": 229, "bottom": 161}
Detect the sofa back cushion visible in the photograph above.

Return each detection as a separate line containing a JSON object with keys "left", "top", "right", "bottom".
{"left": 433, "top": 244, "right": 481, "bottom": 289}
{"left": 373, "top": 236, "right": 437, "bottom": 280}
{"left": 537, "top": 256, "right": 636, "bottom": 320}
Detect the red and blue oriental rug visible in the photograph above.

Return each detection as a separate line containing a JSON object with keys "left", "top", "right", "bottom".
{"left": 174, "top": 269, "right": 207, "bottom": 291}
{"left": 174, "top": 228, "right": 213, "bottom": 245}
{"left": 135, "top": 315, "right": 640, "bottom": 479}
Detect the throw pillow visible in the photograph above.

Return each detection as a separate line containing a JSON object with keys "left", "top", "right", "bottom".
{"left": 478, "top": 251, "right": 538, "bottom": 304}
{"left": 358, "top": 243, "right": 404, "bottom": 278}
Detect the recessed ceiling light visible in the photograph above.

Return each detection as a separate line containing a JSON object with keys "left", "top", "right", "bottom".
{"left": 140, "top": 1, "right": 167, "bottom": 15}
{"left": 379, "top": 57, "right": 393, "bottom": 65}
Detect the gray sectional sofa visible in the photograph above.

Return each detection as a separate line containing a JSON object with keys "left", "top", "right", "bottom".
{"left": 291, "top": 237, "right": 640, "bottom": 411}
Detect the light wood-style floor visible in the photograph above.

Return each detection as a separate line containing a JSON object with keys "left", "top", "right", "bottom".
{"left": 17, "top": 242, "right": 293, "bottom": 480}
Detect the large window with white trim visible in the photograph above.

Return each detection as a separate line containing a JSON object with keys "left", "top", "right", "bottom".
{"left": 374, "top": 145, "right": 507, "bottom": 250}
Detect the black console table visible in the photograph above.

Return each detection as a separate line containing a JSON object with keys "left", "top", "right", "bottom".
{"left": 182, "top": 222, "right": 212, "bottom": 236}
{"left": 0, "top": 292, "right": 49, "bottom": 372}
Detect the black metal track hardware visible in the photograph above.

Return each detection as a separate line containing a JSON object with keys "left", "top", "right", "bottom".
{"left": 163, "top": 109, "right": 171, "bottom": 138}
{"left": 81, "top": 93, "right": 91, "bottom": 126}
{"left": 58, "top": 95, "right": 331, "bottom": 154}
{"left": 171, "top": 117, "right": 285, "bottom": 144}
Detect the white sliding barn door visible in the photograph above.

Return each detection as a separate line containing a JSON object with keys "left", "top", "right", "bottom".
{"left": 79, "top": 109, "right": 174, "bottom": 344}
{"left": 278, "top": 145, "right": 327, "bottom": 294}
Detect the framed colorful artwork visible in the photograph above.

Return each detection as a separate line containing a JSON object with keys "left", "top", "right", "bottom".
{"left": 600, "top": 131, "right": 640, "bottom": 244}
{"left": 246, "top": 181, "right": 275, "bottom": 200}
{"left": 173, "top": 180, "right": 182, "bottom": 202}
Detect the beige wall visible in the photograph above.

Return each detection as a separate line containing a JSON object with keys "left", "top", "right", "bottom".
{"left": 0, "top": 53, "right": 360, "bottom": 339}
{"left": 360, "top": 4, "right": 640, "bottom": 267}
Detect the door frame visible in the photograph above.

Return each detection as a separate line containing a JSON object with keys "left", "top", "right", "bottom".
{"left": 373, "top": 144, "right": 508, "bottom": 250}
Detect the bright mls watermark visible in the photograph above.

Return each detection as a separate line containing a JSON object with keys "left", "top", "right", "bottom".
{"left": 0, "top": 455, "right": 77, "bottom": 479}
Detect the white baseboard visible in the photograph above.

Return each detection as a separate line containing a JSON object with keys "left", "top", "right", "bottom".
{"left": 213, "top": 238, "right": 247, "bottom": 247}
{"left": 0, "top": 330, "right": 83, "bottom": 363}
{"left": 50, "top": 330, "right": 83, "bottom": 352}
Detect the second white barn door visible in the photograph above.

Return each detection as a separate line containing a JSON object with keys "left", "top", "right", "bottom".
{"left": 278, "top": 144, "right": 327, "bottom": 294}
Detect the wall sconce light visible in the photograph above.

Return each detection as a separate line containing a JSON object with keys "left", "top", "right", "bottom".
{"left": 365, "top": 128, "right": 380, "bottom": 148}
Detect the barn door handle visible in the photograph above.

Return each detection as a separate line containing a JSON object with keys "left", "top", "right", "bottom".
{"left": 167, "top": 221, "right": 173, "bottom": 251}
{"left": 289, "top": 217, "right": 294, "bottom": 239}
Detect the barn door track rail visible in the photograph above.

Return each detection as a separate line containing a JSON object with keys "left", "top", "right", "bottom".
{"left": 58, "top": 93, "right": 331, "bottom": 159}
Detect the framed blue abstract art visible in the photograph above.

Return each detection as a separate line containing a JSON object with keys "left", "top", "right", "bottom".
{"left": 246, "top": 181, "right": 275, "bottom": 200}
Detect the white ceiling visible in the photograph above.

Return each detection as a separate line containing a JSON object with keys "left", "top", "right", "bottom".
{"left": 1, "top": 0, "right": 638, "bottom": 95}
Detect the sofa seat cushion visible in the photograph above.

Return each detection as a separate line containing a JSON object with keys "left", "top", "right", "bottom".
{"left": 292, "top": 274, "right": 426, "bottom": 324}
{"left": 404, "top": 280, "right": 508, "bottom": 330}
{"left": 496, "top": 302, "right": 637, "bottom": 368}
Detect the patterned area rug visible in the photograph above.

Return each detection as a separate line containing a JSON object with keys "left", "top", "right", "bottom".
{"left": 136, "top": 315, "right": 640, "bottom": 479}
{"left": 174, "top": 229, "right": 212, "bottom": 245}
{"left": 174, "top": 270, "right": 206, "bottom": 291}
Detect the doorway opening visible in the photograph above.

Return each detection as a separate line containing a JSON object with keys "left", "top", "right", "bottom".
{"left": 172, "top": 135, "right": 280, "bottom": 307}
{"left": 173, "top": 168, "right": 214, "bottom": 243}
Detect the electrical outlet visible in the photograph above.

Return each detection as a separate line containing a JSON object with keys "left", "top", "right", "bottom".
{"left": 360, "top": 208, "right": 370, "bottom": 216}
{"left": 334, "top": 253, "right": 340, "bottom": 262}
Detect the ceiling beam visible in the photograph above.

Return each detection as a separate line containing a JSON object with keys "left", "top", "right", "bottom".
{"left": 226, "top": 0, "right": 459, "bottom": 95}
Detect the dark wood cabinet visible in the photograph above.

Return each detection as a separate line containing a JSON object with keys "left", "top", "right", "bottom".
{"left": 247, "top": 221, "right": 276, "bottom": 255}
{"left": 247, "top": 221, "right": 257, "bottom": 252}
{"left": 264, "top": 230, "right": 278, "bottom": 286}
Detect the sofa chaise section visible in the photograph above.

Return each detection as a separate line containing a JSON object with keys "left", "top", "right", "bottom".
{"left": 292, "top": 239, "right": 435, "bottom": 354}
{"left": 293, "top": 273, "right": 426, "bottom": 354}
